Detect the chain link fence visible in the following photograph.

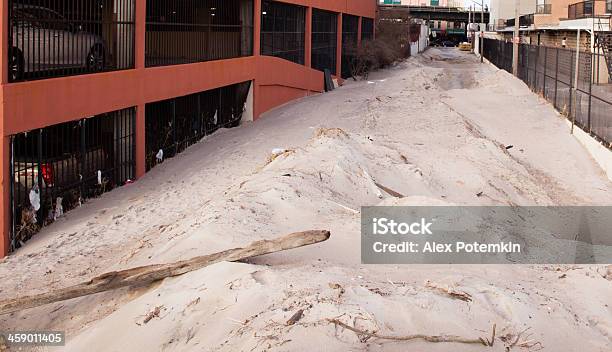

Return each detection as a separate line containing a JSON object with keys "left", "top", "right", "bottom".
{"left": 483, "top": 38, "right": 612, "bottom": 148}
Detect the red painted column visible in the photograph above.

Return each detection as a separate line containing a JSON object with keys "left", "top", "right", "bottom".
{"left": 336, "top": 13, "right": 342, "bottom": 77}
{"left": 135, "top": 0, "right": 146, "bottom": 70}
{"left": 253, "top": 0, "right": 262, "bottom": 119}
{"left": 357, "top": 16, "right": 362, "bottom": 48}
{"left": 134, "top": 0, "right": 146, "bottom": 178}
{"left": 305, "top": 7, "right": 312, "bottom": 68}
{"left": 135, "top": 106, "right": 146, "bottom": 178}
{"left": 1, "top": 0, "right": 9, "bottom": 256}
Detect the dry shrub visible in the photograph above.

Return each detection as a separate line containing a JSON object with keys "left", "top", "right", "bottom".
{"left": 347, "top": 21, "right": 413, "bottom": 80}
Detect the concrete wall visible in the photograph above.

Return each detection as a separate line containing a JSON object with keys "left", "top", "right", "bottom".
{"left": 0, "top": 0, "right": 378, "bottom": 256}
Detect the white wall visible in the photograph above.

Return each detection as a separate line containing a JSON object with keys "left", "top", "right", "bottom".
{"left": 490, "top": 0, "right": 536, "bottom": 25}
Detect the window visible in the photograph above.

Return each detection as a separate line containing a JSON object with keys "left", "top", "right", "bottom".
{"left": 260, "top": 0, "right": 306, "bottom": 65}
{"left": 8, "top": 0, "right": 135, "bottom": 82}
{"left": 146, "top": 0, "right": 253, "bottom": 67}
{"left": 10, "top": 108, "right": 135, "bottom": 252}
{"left": 145, "top": 82, "right": 251, "bottom": 171}
{"left": 362, "top": 17, "right": 374, "bottom": 42}
{"left": 312, "top": 9, "right": 338, "bottom": 75}
{"left": 341, "top": 14, "right": 359, "bottom": 79}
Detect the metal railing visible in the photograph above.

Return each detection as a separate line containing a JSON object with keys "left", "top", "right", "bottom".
{"left": 145, "top": 0, "right": 253, "bottom": 67}
{"left": 145, "top": 81, "right": 251, "bottom": 171}
{"left": 312, "top": 9, "right": 338, "bottom": 75}
{"left": 260, "top": 0, "right": 306, "bottom": 65}
{"left": 504, "top": 14, "right": 535, "bottom": 27}
{"left": 8, "top": 0, "right": 135, "bottom": 82}
{"left": 569, "top": 1, "right": 593, "bottom": 19}
{"left": 483, "top": 38, "right": 612, "bottom": 148}
{"left": 9, "top": 107, "right": 135, "bottom": 251}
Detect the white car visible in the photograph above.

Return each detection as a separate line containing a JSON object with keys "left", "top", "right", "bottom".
{"left": 9, "top": 4, "right": 106, "bottom": 81}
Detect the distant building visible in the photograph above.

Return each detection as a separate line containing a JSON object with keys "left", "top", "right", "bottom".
{"left": 489, "top": 0, "right": 537, "bottom": 29}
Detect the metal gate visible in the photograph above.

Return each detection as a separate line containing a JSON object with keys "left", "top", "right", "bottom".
{"left": 9, "top": 108, "right": 135, "bottom": 251}
{"left": 145, "top": 81, "right": 251, "bottom": 171}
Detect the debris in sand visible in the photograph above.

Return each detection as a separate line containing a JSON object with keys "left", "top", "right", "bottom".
{"left": 143, "top": 305, "right": 165, "bottom": 324}
{"left": 425, "top": 281, "right": 473, "bottom": 302}
{"left": 601, "top": 265, "right": 612, "bottom": 280}
{"left": 327, "top": 319, "right": 494, "bottom": 346}
{"left": 374, "top": 182, "right": 405, "bottom": 198}
{"left": 286, "top": 309, "right": 304, "bottom": 326}
{"left": 313, "top": 127, "right": 349, "bottom": 139}
{"left": 0, "top": 230, "right": 331, "bottom": 316}
{"left": 329, "top": 283, "right": 345, "bottom": 298}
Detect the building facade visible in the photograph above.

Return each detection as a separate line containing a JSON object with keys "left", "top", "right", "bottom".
{"left": 489, "top": 0, "right": 537, "bottom": 29}
{"left": 0, "top": 0, "right": 377, "bottom": 256}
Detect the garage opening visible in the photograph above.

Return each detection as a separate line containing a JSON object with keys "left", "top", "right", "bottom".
{"left": 9, "top": 108, "right": 135, "bottom": 252}
{"left": 145, "top": 81, "right": 251, "bottom": 171}
{"left": 361, "top": 17, "right": 374, "bottom": 42}
{"left": 260, "top": 0, "right": 306, "bottom": 65}
{"left": 341, "top": 14, "right": 359, "bottom": 79}
{"left": 8, "top": 0, "right": 135, "bottom": 82}
{"left": 311, "top": 9, "right": 337, "bottom": 75}
{"left": 145, "top": 0, "right": 253, "bottom": 67}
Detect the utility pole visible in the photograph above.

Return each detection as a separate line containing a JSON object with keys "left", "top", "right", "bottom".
{"left": 571, "top": 29, "right": 581, "bottom": 134}
{"left": 480, "top": 1, "right": 484, "bottom": 63}
{"left": 512, "top": 0, "right": 520, "bottom": 76}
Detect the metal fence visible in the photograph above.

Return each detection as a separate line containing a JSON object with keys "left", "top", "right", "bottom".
{"left": 260, "top": 0, "right": 306, "bottom": 65}
{"left": 483, "top": 38, "right": 612, "bottom": 148}
{"left": 341, "top": 14, "right": 359, "bottom": 79}
{"left": 312, "top": 9, "right": 338, "bottom": 75}
{"left": 8, "top": 0, "right": 135, "bottom": 82}
{"left": 145, "top": 81, "right": 251, "bottom": 171}
{"left": 361, "top": 17, "right": 374, "bottom": 42}
{"left": 145, "top": 0, "right": 253, "bottom": 67}
{"left": 9, "top": 108, "right": 135, "bottom": 251}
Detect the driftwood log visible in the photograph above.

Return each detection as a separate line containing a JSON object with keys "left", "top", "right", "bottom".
{"left": 0, "top": 230, "right": 331, "bottom": 316}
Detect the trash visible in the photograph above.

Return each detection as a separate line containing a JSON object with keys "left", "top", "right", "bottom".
{"left": 97, "top": 170, "right": 102, "bottom": 185}
{"left": 505, "top": 145, "right": 514, "bottom": 150}
{"left": 282, "top": 174, "right": 292, "bottom": 177}
{"left": 286, "top": 309, "right": 304, "bottom": 326}
{"left": 425, "top": 280, "right": 472, "bottom": 302}
{"left": 476, "top": 191, "right": 484, "bottom": 197}
{"left": 29, "top": 185, "right": 41, "bottom": 211}
{"left": 271, "top": 148, "right": 286, "bottom": 156}
{"left": 53, "top": 197, "right": 64, "bottom": 221}
{"left": 156, "top": 149, "right": 164, "bottom": 163}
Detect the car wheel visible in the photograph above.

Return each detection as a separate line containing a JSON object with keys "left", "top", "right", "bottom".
{"left": 9, "top": 48, "right": 23, "bottom": 82}
{"left": 87, "top": 45, "right": 105, "bottom": 72}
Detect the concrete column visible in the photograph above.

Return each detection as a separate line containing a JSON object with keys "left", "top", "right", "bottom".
{"left": 0, "top": 136, "right": 9, "bottom": 257}
{"left": 135, "top": 0, "right": 146, "bottom": 69}
{"left": 336, "top": 13, "right": 342, "bottom": 77}
{"left": 254, "top": 0, "right": 262, "bottom": 56}
{"left": 305, "top": 7, "right": 312, "bottom": 68}
{"left": 134, "top": 0, "right": 146, "bottom": 179}
{"left": 357, "top": 16, "right": 362, "bottom": 48}
{"left": 1, "top": 0, "right": 8, "bottom": 84}
{"left": 1, "top": 0, "right": 9, "bottom": 256}
{"left": 135, "top": 105, "right": 146, "bottom": 178}
{"left": 253, "top": 0, "right": 262, "bottom": 119}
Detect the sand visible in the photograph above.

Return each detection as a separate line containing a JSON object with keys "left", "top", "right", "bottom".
{"left": 0, "top": 48, "right": 610, "bottom": 351}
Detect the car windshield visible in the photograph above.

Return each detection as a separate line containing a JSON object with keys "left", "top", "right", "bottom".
{"left": 13, "top": 6, "right": 70, "bottom": 31}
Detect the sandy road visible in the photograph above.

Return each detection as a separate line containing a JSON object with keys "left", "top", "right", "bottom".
{"left": 0, "top": 48, "right": 610, "bottom": 351}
